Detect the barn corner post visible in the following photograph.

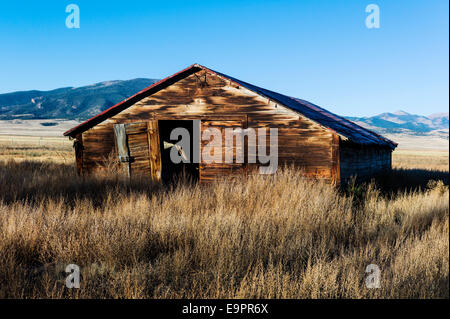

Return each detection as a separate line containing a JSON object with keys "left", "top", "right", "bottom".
{"left": 147, "top": 120, "right": 162, "bottom": 182}
{"left": 331, "top": 134, "right": 340, "bottom": 187}
{"left": 243, "top": 115, "right": 249, "bottom": 179}
{"left": 389, "top": 147, "right": 394, "bottom": 172}
{"left": 73, "top": 133, "right": 84, "bottom": 175}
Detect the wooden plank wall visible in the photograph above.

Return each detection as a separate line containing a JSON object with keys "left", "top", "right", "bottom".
{"left": 74, "top": 133, "right": 84, "bottom": 174}
{"left": 200, "top": 119, "right": 245, "bottom": 182}
{"left": 339, "top": 141, "right": 392, "bottom": 182}
{"left": 125, "top": 122, "right": 152, "bottom": 177}
{"left": 78, "top": 70, "right": 334, "bottom": 182}
{"left": 81, "top": 125, "right": 116, "bottom": 173}
{"left": 109, "top": 121, "right": 162, "bottom": 180}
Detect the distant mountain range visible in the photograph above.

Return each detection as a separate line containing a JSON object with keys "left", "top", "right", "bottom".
{"left": 0, "top": 79, "right": 448, "bottom": 137}
{"left": 346, "top": 111, "right": 449, "bottom": 136}
{"left": 0, "top": 79, "right": 158, "bottom": 120}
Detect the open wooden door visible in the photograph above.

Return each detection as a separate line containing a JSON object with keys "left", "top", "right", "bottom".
{"left": 200, "top": 119, "right": 246, "bottom": 183}
{"left": 113, "top": 121, "right": 161, "bottom": 181}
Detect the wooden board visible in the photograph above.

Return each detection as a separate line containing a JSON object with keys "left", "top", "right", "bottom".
{"left": 331, "top": 134, "right": 340, "bottom": 186}
{"left": 74, "top": 133, "right": 83, "bottom": 175}
{"left": 147, "top": 121, "right": 161, "bottom": 182}
{"left": 200, "top": 118, "right": 246, "bottom": 182}
{"left": 111, "top": 121, "right": 162, "bottom": 181}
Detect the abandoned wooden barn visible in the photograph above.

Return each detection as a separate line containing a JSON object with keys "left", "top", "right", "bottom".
{"left": 63, "top": 64, "right": 397, "bottom": 185}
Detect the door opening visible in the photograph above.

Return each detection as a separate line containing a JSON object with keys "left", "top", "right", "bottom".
{"left": 158, "top": 120, "right": 199, "bottom": 183}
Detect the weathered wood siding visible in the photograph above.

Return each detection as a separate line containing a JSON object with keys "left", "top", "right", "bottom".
{"left": 331, "top": 134, "right": 340, "bottom": 186}
{"left": 74, "top": 133, "right": 84, "bottom": 174}
{"left": 80, "top": 125, "right": 115, "bottom": 173}
{"left": 200, "top": 119, "right": 246, "bottom": 182}
{"left": 116, "top": 121, "right": 162, "bottom": 180}
{"left": 78, "top": 70, "right": 335, "bottom": 182}
{"left": 339, "top": 141, "right": 392, "bottom": 182}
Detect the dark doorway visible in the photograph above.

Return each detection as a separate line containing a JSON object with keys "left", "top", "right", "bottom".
{"left": 158, "top": 120, "right": 199, "bottom": 183}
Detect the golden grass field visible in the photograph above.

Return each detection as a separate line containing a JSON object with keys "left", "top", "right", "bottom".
{"left": 0, "top": 136, "right": 448, "bottom": 298}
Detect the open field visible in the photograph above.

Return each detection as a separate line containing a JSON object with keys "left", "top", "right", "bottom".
{"left": 393, "top": 149, "right": 449, "bottom": 171}
{"left": 0, "top": 140, "right": 448, "bottom": 298}
{"left": 0, "top": 120, "right": 80, "bottom": 137}
{"left": 385, "top": 132, "right": 449, "bottom": 151}
{"left": 0, "top": 136, "right": 72, "bottom": 163}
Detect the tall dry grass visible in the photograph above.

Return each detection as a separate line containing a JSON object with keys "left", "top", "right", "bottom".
{"left": 0, "top": 152, "right": 448, "bottom": 298}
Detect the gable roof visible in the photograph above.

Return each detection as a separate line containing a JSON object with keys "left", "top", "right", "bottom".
{"left": 63, "top": 64, "right": 397, "bottom": 149}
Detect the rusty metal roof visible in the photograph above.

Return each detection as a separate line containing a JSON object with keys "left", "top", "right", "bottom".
{"left": 210, "top": 68, "right": 397, "bottom": 149}
{"left": 64, "top": 64, "right": 397, "bottom": 149}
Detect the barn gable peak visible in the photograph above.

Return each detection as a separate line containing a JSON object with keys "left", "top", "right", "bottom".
{"left": 63, "top": 64, "right": 396, "bottom": 150}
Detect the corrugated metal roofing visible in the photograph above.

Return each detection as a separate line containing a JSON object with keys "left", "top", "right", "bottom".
{"left": 64, "top": 64, "right": 397, "bottom": 149}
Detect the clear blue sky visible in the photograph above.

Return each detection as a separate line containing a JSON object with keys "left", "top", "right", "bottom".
{"left": 0, "top": 0, "right": 448, "bottom": 116}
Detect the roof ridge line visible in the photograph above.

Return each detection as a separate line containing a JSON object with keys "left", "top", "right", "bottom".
{"left": 63, "top": 64, "right": 397, "bottom": 150}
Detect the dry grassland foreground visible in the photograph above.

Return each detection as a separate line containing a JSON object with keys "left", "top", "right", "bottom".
{"left": 0, "top": 142, "right": 448, "bottom": 298}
